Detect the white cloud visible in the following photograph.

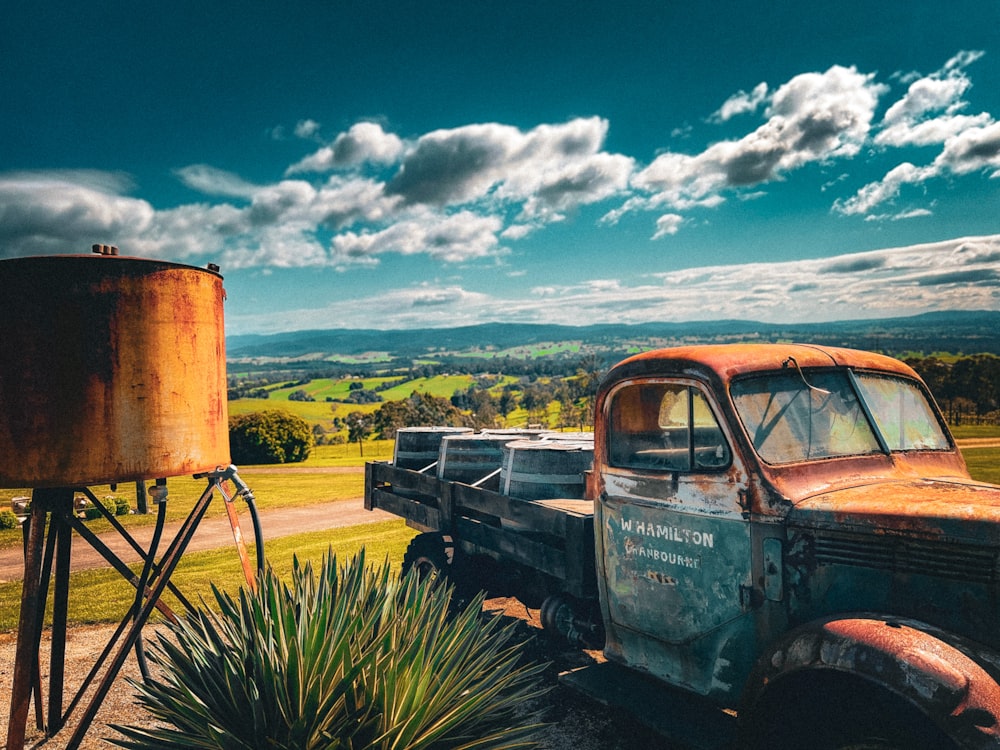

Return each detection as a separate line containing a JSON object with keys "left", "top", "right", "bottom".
{"left": 286, "top": 122, "right": 404, "bottom": 174}
{"left": 4, "top": 54, "right": 998, "bottom": 283}
{"left": 863, "top": 208, "right": 933, "bottom": 222}
{"left": 501, "top": 223, "right": 536, "bottom": 240}
{"left": 836, "top": 119, "right": 1000, "bottom": 217}
{"left": 330, "top": 210, "right": 504, "bottom": 264}
{"left": 386, "top": 118, "right": 633, "bottom": 217}
{"left": 294, "top": 119, "right": 322, "bottom": 139}
{"left": 933, "top": 120, "right": 1000, "bottom": 176}
{"left": 228, "top": 235, "right": 1000, "bottom": 333}
{"left": 838, "top": 51, "right": 997, "bottom": 216}
{"left": 875, "top": 50, "right": 987, "bottom": 148}
{"left": 833, "top": 162, "right": 930, "bottom": 216}
{"left": 629, "top": 65, "right": 886, "bottom": 215}
{"left": 710, "top": 82, "right": 768, "bottom": 122}
{"left": 314, "top": 176, "right": 402, "bottom": 228}
{"left": 233, "top": 283, "right": 499, "bottom": 332}
{"left": 876, "top": 113, "right": 992, "bottom": 149}
{"left": 0, "top": 172, "right": 155, "bottom": 258}
{"left": 652, "top": 213, "right": 684, "bottom": 239}
{"left": 176, "top": 165, "right": 259, "bottom": 198}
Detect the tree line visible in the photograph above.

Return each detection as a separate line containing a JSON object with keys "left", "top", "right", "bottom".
{"left": 228, "top": 353, "right": 999, "bottom": 463}
{"left": 906, "top": 354, "right": 1000, "bottom": 425}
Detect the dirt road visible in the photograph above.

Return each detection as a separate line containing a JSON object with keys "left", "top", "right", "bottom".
{"left": 0, "top": 498, "right": 393, "bottom": 584}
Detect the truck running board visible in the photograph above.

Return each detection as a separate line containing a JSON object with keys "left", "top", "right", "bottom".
{"left": 559, "top": 661, "right": 736, "bottom": 750}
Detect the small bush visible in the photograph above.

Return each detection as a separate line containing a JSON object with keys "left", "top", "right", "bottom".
{"left": 112, "top": 550, "right": 548, "bottom": 749}
{"left": 84, "top": 496, "right": 112, "bottom": 520}
{"left": 80, "top": 495, "right": 128, "bottom": 520}
{"left": 229, "top": 409, "right": 315, "bottom": 464}
{"left": 0, "top": 509, "right": 19, "bottom": 530}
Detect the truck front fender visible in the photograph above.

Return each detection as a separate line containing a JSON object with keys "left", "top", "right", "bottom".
{"left": 741, "top": 615, "right": 1000, "bottom": 748}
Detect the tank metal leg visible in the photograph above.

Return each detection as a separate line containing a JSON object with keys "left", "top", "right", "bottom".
{"left": 4, "top": 466, "right": 262, "bottom": 750}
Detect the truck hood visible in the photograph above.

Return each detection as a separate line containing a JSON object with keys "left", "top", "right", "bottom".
{"left": 788, "top": 478, "right": 1000, "bottom": 546}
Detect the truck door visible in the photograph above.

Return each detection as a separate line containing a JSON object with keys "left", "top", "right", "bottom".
{"left": 598, "top": 379, "right": 752, "bottom": 695}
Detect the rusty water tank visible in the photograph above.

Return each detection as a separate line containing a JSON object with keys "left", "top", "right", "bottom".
{"left": 0, "top": 252, "right": 230, "bottom": 488}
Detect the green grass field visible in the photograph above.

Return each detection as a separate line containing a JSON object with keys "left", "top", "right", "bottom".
{"left": 951, "top": 424, "right": 1000, "bottom": 440}
{"left": 376, "top": 374, "right": 478, "bottom": 399}
{"left": 959, "top": 447, "right": 1000, "bottom": 485}
{"left": 0, "top": 443, "right": 395, "bottom": 550}
{"left": 228, "top": 374, "right": 483, "bottom": 429}
{"left": 0, "top": 520, "right": 415, "bottom": 630}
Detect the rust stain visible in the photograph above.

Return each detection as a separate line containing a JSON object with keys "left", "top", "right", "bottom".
{"left": 0, "top": 254, "right": 230, "bottom": 487}
{"left": 591, "top": 342, "right": 971, "bottom": 515}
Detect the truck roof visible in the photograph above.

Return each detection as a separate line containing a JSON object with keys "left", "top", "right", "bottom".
{"left": 597, "top": 343, "right": 970, "bottom": 504}
{"left": 602, "top": 343, "right": 919, "bottom": 386}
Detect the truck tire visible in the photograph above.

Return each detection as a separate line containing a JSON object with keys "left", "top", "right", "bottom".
{"left": 401, "top": 532, "right": 453, "bottom": 582}
{"left": 540, "top": 594, "right": 605, "bottom": 649}
{"left": 742, "top": 672, "right": 958, "bottom": 750}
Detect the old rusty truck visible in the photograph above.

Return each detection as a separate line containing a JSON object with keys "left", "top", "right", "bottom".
{"left": 364, "top": 343, "right": 1000, "bottom": 749}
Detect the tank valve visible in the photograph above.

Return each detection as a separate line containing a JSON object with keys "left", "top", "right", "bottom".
{"left": 91, "top": 244, "right": 119, "bottom": 256}
{"left": 148, "top": 479, "right": 169, "bottom": 504}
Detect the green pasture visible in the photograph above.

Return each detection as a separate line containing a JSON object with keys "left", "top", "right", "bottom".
{"left": 227, "top": 396, "right": 384, "bottom": 431}
{"left": 305, "top": 440, "right": 394, "bottom": 464}
{"left": 228, "top": 396, "right": 338, "bottom": 426}
{"left": 0, "top": 520, "right": 415, "bottom": 630}
{"left": 229, "top": 374, "right": 485, "bottom": 431}
{"left": 268, "top": 376, "right": 402, "bottom": 401}
{"left": 961, "top": 447, "right": 1000, "bottom": 485}
{"left": 951, "top": 424, "right": 1000, "bottom": 440}
{"left": 377, "top": 374, "right": 478, "bottom": 400}
{"left": 451, "top": 342, "right": 583, "bottom": 359}
{"left": 228, "top": 372, "right": 579, "bottom": 434}
{"left": 0, "top": 442, "right": 394, "bottom": 551}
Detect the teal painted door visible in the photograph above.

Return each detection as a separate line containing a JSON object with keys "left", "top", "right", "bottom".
{"left": 600, "top": 380, "right": 752, "bottom": 646}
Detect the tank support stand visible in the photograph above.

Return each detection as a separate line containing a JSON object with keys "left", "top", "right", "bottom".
{"left": 5, "top": 465, "right": 262, "bottom": 750}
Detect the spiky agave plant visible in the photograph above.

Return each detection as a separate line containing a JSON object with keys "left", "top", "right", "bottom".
{"left": 111, "top": 549, "right": 549, "bottom": 749}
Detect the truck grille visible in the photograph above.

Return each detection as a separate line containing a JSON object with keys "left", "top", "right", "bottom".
{"left": 812, "top": 534, "right": 999, "bottom": 584}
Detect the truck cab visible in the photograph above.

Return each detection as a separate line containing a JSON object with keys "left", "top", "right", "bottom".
{"left": 592, "top": 343, "right": 1000, "bottom": 749}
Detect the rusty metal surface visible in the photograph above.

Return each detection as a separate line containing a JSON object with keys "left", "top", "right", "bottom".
{"left": 607, "top": 342, "right": 921, "bottom": 382}
{"left": 746, "top": 616, "right": 1000, "bottom": 748}
{"left": 790, "top": 478, "right": 1000, "bottom": 542}
{"left": 0, "top": 254, "right": 229, "bottom": 487}
{"left": 594, "top": 343, "right": 970, "bottom": 512}
{"left": 589, "top": 343, "right": 1000, "bottom": 722}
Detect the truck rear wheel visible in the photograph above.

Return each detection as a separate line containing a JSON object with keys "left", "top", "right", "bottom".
{"left": 540, "top": 594, "right": 605, "bottom": 649}
{"left": 401, "top": 532, "right": 453, "bottom": 582}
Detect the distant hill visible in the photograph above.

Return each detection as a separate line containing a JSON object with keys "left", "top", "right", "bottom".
{"left": 226, "top": 310, "right": 1000, "bottom": 367}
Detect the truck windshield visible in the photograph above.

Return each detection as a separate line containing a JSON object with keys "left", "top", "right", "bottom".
{"left": 731, "top": 370, "right": 949, "bottom": 465}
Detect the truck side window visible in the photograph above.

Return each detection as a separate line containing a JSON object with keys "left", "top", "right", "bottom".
{"left": 608, "top": 382, "right": 730, "bottom": 472}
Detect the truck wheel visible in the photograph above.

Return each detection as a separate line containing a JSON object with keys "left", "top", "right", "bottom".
{"left": 401, "top": 532, "right": 453, "bottom": 582}
{"left": 757, "top": 713, "right": 953, "bottom": 750}
{"left": 744, "top": 672, "right": 958, "bottom": 750}
{"left": 540, "top": 594, "right": 605, "bottom": 649}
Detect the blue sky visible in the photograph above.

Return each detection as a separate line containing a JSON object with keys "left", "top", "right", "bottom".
{"left": 2, "top": 1, "right": 999, "bottom": 335}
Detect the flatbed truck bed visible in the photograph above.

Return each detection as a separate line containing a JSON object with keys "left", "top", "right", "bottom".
{"left": 365, "top": 460, "right": 596, "bottom": 600}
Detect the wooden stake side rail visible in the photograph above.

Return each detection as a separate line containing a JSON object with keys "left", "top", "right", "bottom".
{"left": 365, "top": 461, "right": 597, "bottom": 599}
